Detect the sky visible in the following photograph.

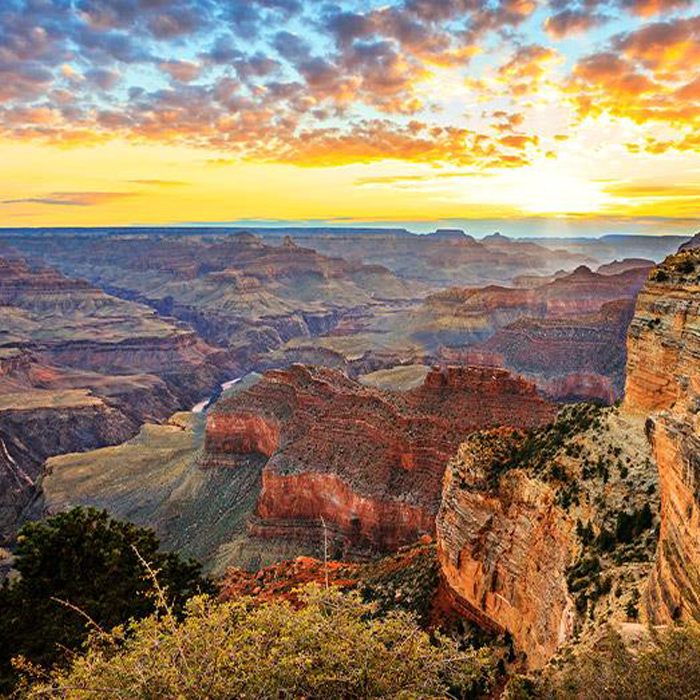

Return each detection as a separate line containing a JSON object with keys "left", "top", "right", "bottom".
{"left": 1, "top": 0, "right": 699, "bottom": 235}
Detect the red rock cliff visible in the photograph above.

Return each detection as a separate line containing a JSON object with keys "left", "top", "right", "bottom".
{"left": 625, "top": 250, "right": 700, "bottom": 622}
{"left": 436, "top": 431, "right": 575, "bottom": 669}
{"left": 205, "top": 364, "right": 556, "bottom": 556}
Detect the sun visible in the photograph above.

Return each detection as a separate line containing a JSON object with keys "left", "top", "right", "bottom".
{"left": 510, "top": 166, "right": 611, "bottom": 215}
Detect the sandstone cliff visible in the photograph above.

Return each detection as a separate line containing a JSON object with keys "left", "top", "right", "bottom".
{"left": 625, "top": 249, "right": 700, "bottom": 622}
{"left": 437, "top": 404, "right": 659, "bottom": 669}
{"left": 205, "top": 364, "right": 557, "bottom": 558}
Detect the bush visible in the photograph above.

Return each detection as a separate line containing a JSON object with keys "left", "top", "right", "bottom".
{"left": 0, "top": 507, "right": 211, "bottom": 693}
{"left": 506, "top": 623, "right": 700, "bottom": 699}
{"left": 17, "top": 585, "right": 496, "bottom": 699}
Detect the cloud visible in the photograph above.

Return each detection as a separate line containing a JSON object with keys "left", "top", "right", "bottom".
{"left": 354, "top": 172, "right": 489, "bottom": 185}
{"left": 619, "top": 0, "right": 694, "bottom": 17}
{"left": 127, "top": 180, "right": 188, "bottom": 186}
{"left": 544, "top": 10, "right": 609, "bottom": 38}
{"left": 0, "top": 0, "right": 699, "bottom": 173}
{"left": 160, "top": 60, "right": 202, "bottom": 83}
{"left": 1, "top": 192, "right": 137, "bottom": 206}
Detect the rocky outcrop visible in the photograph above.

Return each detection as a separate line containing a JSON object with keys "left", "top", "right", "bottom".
{"left": 436, "top": 404, "right": 659, "bottom": 669}
{"left": 450, "top": 299, "right": 636, "bottom": 403}
{"left": 596, "top": 258, "right": 654, "bottom": 276}
{"left": 437, "top": 431, "right": 575, "bottom": 668}
{"left": 411, "top": 266, "right": 648, "bottom": 353}
{"left": 678, "top": 232, "right": 700, "bottom": 252}
{"left": 205, "top": 364, "right": 557, "bottom": 557}
{"left": 625, "top": 249, "right": 700, "bottom": 622}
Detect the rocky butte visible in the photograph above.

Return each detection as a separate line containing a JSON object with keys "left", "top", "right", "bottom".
{"left": 625, "top": 247, "right": 700, "bottom": 623}
{"left": 204, "top": 364, "right": 557, "bottom": 558}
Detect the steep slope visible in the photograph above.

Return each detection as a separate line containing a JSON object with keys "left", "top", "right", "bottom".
{"left": 409, "top": 265, "right": 648, "bottom": 351}
{"left": 447, "top": 299, "right": 636, "bottom": 403}
{"left": 41, "top": 411, "right": 278, "bottom": 575}
{"left": 437, "top": 404, "right": 658, "bottom": 669}
{"left": 0, "top": 384, "right": 141, "bottom": 543}
{"left": 0, "top": 253, "right": 229, "bottom": 542}
{"left": 0, "top": 253, "right": 228, "bottom": 403}
{"left": 625, "top": 248, "right": 700, "bottom": 622}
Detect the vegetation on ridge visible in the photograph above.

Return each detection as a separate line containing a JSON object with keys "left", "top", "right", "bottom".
{"left": 506, "top": 623, "right": 700, "bottom": 700}
{"left": 16, "top": 586, "right": 495, "bottom": 699}
{"left": 0, "top": 507, "right": 212, "bottom": 694}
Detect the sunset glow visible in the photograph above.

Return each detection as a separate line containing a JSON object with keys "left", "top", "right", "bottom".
{"left": 1, "top": 0, "right": 699, "bottom": 231}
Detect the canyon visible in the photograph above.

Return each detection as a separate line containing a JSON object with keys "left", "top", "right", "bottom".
{"left": 0, "top": 231, "right": 419, "bottom": 370}
{"left": 432, "top": 243, "right": 700, "bottom": 668}
{"left": 43, "top": 364, "right": 557, "bottom": 571}
{"left": 0, "top": 250, "right": 230, "bottom": 542}
{"left": 0, "top": 230, "right": 667, "bottom": 420}
{"left": 7, "top": 226, "right": 700, "bottom": 681}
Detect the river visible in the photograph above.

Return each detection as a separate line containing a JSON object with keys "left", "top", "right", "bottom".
{"left": 191, "top": 377, "right": 241, "bottom": 413}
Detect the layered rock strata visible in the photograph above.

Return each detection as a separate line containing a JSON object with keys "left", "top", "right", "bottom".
{"left": 437, "top": 404, "right": 658, "bottom": 669}
{"left": 0, "top": 253, "right": 230, "bottom": 541}
{"left": 205, "top": 364, "right": 557, "bottom": 557}
{"left": 443, "top": 299, "right": 636, "bottom": 403}
{"left": 625, "top": 249, "right": 700, "bottom": 622}
{"left": 437, "top": 431, "right": 575, "bottom": 668}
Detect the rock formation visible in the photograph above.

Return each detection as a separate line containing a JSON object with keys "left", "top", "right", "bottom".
{"left": 3, "top": 231, "right": 418, "bottom": 370}
{"left": 677, "top": 232, "right": 700, "bottom": 252}
{"left": 448, "top": 299, "right": 636, "bottom": 403}
{"left": 437, "top": 430, "right": 575, "bottom": 667}
{"left": 436, "top": 403, "right": 659, "bottom": 669}
{"left": 0, "top": 253, "right": 228, "bottom": 405}
{"left": 596, "top": 258, "right": 654, "bottom": 276}
{"left": 0, "top": 253, "right": 230, "bottom": 542}
{"left": 252, "top": 228, "right": 596, "bottom": 288}
{"left": 411, "top": 265, "right": 648, "bottom": 351}
{"left": 625, "top": 249, "right": 700, "bottom": 622}
{"left": 205, "top": 364, "right": 557, "bottom": 558}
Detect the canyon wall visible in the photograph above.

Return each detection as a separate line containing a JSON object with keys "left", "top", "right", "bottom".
{"left": 436, "top": 401, "right": 659, "bottom": 670}
{"left": 625, "top": 250, "right": 700, "bottom": 622}
{"left": 205, "top": 364, "right": 557, "bottom": 558}
{"left": 437, "top": 431, "right": 575, "bottom": 668}
{"left": 0, "top": 252, "right": 231, "bottom": 541}
{"left": 0, "top": 398, "right": 139, "bottom": 542}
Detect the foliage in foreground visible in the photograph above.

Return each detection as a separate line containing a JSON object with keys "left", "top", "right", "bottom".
{"left": 0, "top": 508, "right": 212, "bottom": 694}
{"left": 505, "top": 623, "right": 700, "bottom": 700}
{"left": 17, "top": 585, "right": 495, "bottom": 700}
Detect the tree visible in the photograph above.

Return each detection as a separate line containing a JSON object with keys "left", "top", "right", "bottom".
{"left": 0, "top": 507, "right": 211, "bottom": 693}
{"left": 18, "top": 585, "right": 495, "bottom": 699}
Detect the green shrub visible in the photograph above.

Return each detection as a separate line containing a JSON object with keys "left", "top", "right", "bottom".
{"left": 17, "top": 586, "right": 495, "bottom": 699}
{"left": 0, "top": 507, "right": 211, "bottom": 693}
{"left": 506, "top": 623, "right": 700, "bottom": 699}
